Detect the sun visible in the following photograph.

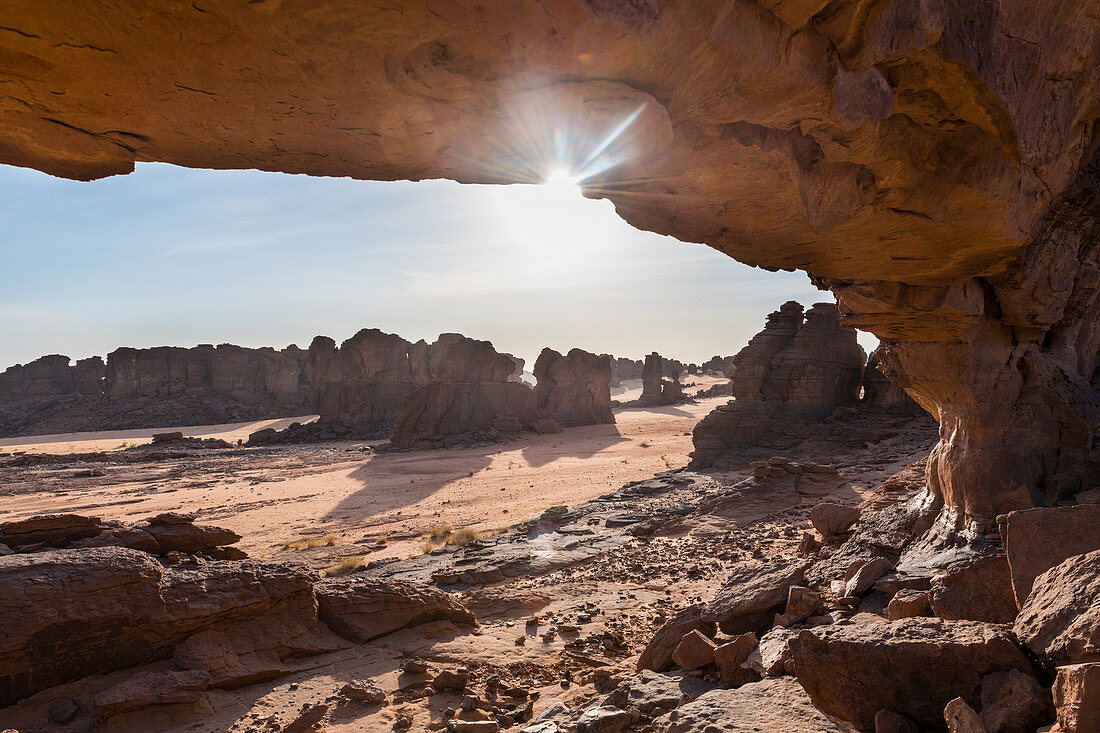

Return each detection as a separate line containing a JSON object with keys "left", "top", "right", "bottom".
{"left": 541, "top": 168, "right": 583, "bottom": 200}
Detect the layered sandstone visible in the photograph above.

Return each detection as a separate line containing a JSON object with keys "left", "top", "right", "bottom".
{"left": 0, "top": 1, "right": 1097, "bottom": 531}
{"left": 690, "top": 302, "right": 865, "bottom": 467}
{"left": 861, "top": 347, "right": 923, "bottom": 414}
{"left": 0, "top": 355, "right": 104, "bottom": 402}
{"left": 532, "top": 348, "right": 614, "bottom": 428}
{"left": 106, "top": 343, "right": 309, "bottom": 404}
{"left": 390, "top": 334, "right": 535, "bottom": 446}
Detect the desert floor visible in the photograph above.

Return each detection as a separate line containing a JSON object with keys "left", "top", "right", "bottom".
{"left": 0, "top": 377, "right": 727, "bottom": 568}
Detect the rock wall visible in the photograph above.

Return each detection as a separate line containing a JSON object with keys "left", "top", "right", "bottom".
{"left": 532, "top": 348, "right": 614, "bottom": 428}
{"left": 1, "top": 0, "right": 1098, "bottom": 527}
{"left": 308, "top": 329, "right": 417, "bottom": 434}
{"left": 0, "top": 355, "right": 104, "bottom": 402}
{"left": 690, "top": 302, "right": 865, "bottom": 467}
{"left": 106, "top": 344, "right": 309, "bottom": 404}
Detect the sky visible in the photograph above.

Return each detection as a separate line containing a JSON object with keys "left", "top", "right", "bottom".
{"left": 0, "top": 162, "right": 876, "bottom": 369}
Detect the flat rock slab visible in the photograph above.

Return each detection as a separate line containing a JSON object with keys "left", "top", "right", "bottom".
{"left": 315, "top": 576, "right": 476, "bottom": 643}
{"left": 658, "top": 677, "right": 842, "bottom": 732}
{"left": 999, "top": 505, "right": 1100, "bottom": 607}
{"left": 788, "top": 618, "right": 1037, "bottom": 731}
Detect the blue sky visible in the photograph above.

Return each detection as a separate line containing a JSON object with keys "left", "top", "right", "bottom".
{"left": 0, "top": 162, "right": 874, "bottom": 369}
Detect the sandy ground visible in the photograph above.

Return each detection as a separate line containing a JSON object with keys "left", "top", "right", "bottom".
{"left": 1, "top": 377, "right": 728, "bottom": 566}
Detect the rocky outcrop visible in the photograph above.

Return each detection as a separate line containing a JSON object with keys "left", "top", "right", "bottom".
{"left": 106, "top": 343, "right": 308, "bottom": 403}
{"left": 788, "top": 619, "right": 1039, "bottom": 731}
{"left": 0, "top": 513, "right": 243, "bottom": 558}
{"left": 390, "top": 335, "right": 536, "bottom": 446}
{"left": 608, "top": 356, "right": 645, "bottom": 386}
{"left": 639, "top": 353, "right": 664, "bottom": 406}
{"left": 690, "top": 302, "right": 865, "bottom": 467}
{"left": 307, "top": 328, "right": 415, "bottom": 434}
{"left": 0, "top": 355, "right": 103, "bottom": 402}
{"left": 532, "top": 348, "right": 614, "bottom": 427}
{"left": 0, "top": 548, "right": 325, "bottom": 707}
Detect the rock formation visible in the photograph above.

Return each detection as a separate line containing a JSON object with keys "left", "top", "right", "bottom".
{"left": 639, "top": 353, "right": 664, "bottom": 406}
{"left": 3, "top": 0, "right": 1096, "bottom": 536}
{"left": 532, "top": 348, "right": 614, "bottom": 428}
{"left": 861, "top": 346, "right": 923, "bottom": 414}
{"left": 390, "top": 334, "right": 536, "bottom": 446}
{"left": 690, "top": 302, "right": 865, "bottom": 467}
{"left": 0, "top": 355, "right": 104, "bottom": 402}
{"left": 106, "top": 343, "right": 309, "bottom": 404}
{"left": 308, "top": 328, "right": 418, "bottom": 435}
{"left": 607, "top": 356, "right": 645, "bottom": 386}
{"left": 0, "top": 344, "right": 310, "bottom": 436}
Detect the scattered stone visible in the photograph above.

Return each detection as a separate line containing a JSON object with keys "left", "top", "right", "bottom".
{"left": 334, "top": 680, "right": 384, "bottom": 706}
{"left": 281, "top": 703, "right": 328, "bottom": 733}
{"left": 432, "top": 668, "right": 469, "bottom": 692}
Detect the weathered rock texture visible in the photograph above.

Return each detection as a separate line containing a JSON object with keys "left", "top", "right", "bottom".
{"left": 0, "top": 355, "right": 103, "bottom": 402}
{"left": 789, "top": 618, "right": 1039, "bottom": 731}
{"left": 861, "top": 347, "right": 922, "bottom": 414}
{"left": 0, "top": 344, "right": 310, "bottom": 436}
{"left": 690, "top": 302, "right": 865, "bottom": 466}
{"left": 532, "top": 348, "right": 614, "bottom": 427}
{"left": 1, "top": 1, "right": 1099, "bottom": 525}
{"left": 640, "top": 353, "right": 664, "bottom": 407}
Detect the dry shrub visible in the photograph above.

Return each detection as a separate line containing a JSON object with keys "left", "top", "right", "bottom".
{"left": 322, "top": 555, "right": 364, "bottom": 576}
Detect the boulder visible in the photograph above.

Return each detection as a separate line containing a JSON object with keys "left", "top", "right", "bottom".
{"left": 999, "top": 505, "right": 1100, "bottom": 607}
{"left": 977, "top": 669, "right": 1052, "bottom": 733}
{"left": 704, "top": 560, "right": 810, "bottom": 634}
{"left": 788, "top": 618, "right": 1038, "bottom": 731}
{"left": 943, "top": 698, "right": 988, "bottom": 733}
{"left": 928, "top": 553, "right": 1017, "bottom": 624}
{"left": 845, "top": 557, "right": 891, "bottom": 598}
{"left": 529, "top": 418, "right": 562, "bottom": 435}
{"left": 714, "top": 633, "right": 761, "bottom": 687}
{"left": 1053, "top": 663, "right": 1100, "bottom": 733}
{"left": 748, "top": 627, "right": 801, "bottom": 677}
{"left": 671, "top": 630, "right": 717, "bottom": 671}
{"left": 1014, "top": 549, "right": 1100, "bottom": 666}
{"left": 811, "top": 503, "right": 861, "bottom": 537}
{"left": 873, "top": 710, "right": 918, "bottom": 733}
{"left": 576, "top": 706, "right": 632, "bottom": 733}
{"left": 0, "top": 513, "right": 103, "bottom": 548}
{"left": 606, "top": 670, "right": 717, "bottom": 718}
{"left": 887, "top": 590, "right": 930, "bottom": 621}
{"left": 785, "top": 586, "right": 821, "bottom": 618}
{"left": 315, "top": 576, "right": 476, "bottom": 643}
{"left": 638, "top": 604, "right": 716, "bottom": 673}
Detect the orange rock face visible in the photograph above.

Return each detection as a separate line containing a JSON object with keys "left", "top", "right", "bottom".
{"left": 0, "top": 1, "right": 1097, "bottom": 526}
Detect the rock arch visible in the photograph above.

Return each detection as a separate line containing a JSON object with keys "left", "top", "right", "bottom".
{"left": 1, "top": 0, "right": 1097, "bottom": 532}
